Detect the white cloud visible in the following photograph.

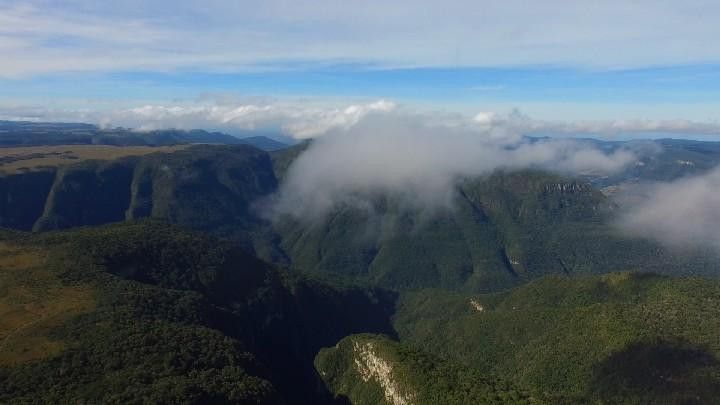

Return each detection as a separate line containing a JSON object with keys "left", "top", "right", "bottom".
{"left": 99, "top": 100, "right": 397, "bottom": 137}
{"left": 2, "top": 0, "right": 720, "bottom": 77}
{"left": 4, "top": 100, "right": 720, "bottom": 140}
{"left": 535, "top": 119, "right": 720, "bottom": 137}
{"left": 284, "top": 100, "right": 396, "bottom": 138}
{"left": 616, "top": 168, "right": 720, "bottom": 250}
{"left": 261, "top": 108, "right": 638, "bottom": 221}
{"left": 13, "top": 97, "right": 720, "bottom": 227}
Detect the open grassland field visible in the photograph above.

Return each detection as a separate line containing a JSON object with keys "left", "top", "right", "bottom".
{"left": 0, "top": 241, "right": 95, "bottom": 366}
{"left": 0, "top": 145, "right": 187, "bottom": 174}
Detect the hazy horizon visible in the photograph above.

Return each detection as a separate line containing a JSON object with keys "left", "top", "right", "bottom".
{"left": 2, "top": 0, "right": 720, "bottom": 142}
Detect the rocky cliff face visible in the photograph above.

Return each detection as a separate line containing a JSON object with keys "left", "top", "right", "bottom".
{"left": 0, "top": 145, "right": 277, "bottom": 239}
{"left": 33, "top": 160, "right": 136, "bottom": 231}
{"left": 315, "top": 335, "right": 417, "bottom": 405}
{"left": 1, "top": 145, "right": 712, "bottom": 293}
{"left": 352, "top": 340, "right": 417, "bottom": 405}
{"left": 0, "top": 169, "right": 56, "bottom": 230}
{"left": 314, "top": 334, "right": 540, "bottom": 404}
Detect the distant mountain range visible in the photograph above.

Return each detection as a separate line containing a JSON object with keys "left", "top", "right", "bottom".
{"left": 0, "top": 120, "right": 289, "bottom": 151}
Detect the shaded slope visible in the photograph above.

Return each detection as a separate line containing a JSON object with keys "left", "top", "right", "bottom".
{"left": 0, "top": 222, "right": 397, "bottom": 404}
{"left": 0, "top": 143, "right": 717, "bottom": 293}
{"left": 0, "top": 145, "right": 277, "bottom": 250}
{"left": 271, "top": 170, "right": 718, "bottom": 292}
{"left": 0, "top": 169, "right": 56, "bottom": 230}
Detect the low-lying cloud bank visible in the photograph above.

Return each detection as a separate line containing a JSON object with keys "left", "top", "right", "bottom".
{"left": 0, "top": 100, "right": 398, "bottom": 140}
{"left": 3, "top": 100, "right": 720, "bottom": 140}
{"left": 10, "top": 99, "right": 720, "bottom": 228}
{"left": 262, "top": 108, "right": 638, "bottom": 221}
{"left": 616, "top": 168, "right": 720, "bottom": 251}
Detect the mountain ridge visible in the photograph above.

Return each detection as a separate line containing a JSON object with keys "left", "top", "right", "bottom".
{"left": 0, "top": 120, "right": 288, "bottom": 151}
{"left": 1, "top": 142, "right": 718, "bottom": 293}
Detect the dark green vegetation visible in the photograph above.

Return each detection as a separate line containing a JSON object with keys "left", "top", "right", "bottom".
{"left": 0, "top": 120, "right": 287, "bottom": 150}
{"left": 392, "top": 273, "right": 720, "bottom": 404}
{"left": 2, "top": 141, "right": 717, "bottom": 293}
{"left": 3, "top": 222, "right": 718, "bottom": 403}
{"left": 315, "top": 334, "right": 550, "bottom": 404}
{"left": 0, "top": 222, "right": 396, "bottom": 403}
{"left": 2, "top": 130, "right": 720, "bottom": 403}
{"left": 0, "top": 145, "right": 277, "bottom": 240}
{"left": 272, "top": 169, "right": 718, "bottom": 292}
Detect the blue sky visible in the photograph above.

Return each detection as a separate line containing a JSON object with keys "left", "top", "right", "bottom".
{"left": 4, "top": 65, "right": 720, "bottom": 109}
{"left": 2, "top": 0, "right": 720, "bottom": 136}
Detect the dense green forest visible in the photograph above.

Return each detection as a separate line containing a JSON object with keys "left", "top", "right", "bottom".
{"left": 313, "top": 273, "right": 720, "bottom": 404}
{"left": 3, "top": 221, "right": 719, "bottom": 403}
{"left": 1, "top": 136, "right": 720, "bottom": 403}
{"left": 315, "top": 334, "right": 551, "bottom": 404}
{"left": 0, "top": 222, "right": 396, "bottom": 403}
{"left": 1, "top": 142, "right": 718, "bottom": 294}
{"left": 392, "top": 273, "right": 720, "bottom": 403}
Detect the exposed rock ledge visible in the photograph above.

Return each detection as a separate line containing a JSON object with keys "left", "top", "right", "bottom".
{"left": 353, "top": 340, "right": 416, "bottom": 405}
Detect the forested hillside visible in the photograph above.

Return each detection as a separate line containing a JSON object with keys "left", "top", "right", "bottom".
{"left": 315, "top": 334, "right": 552, "bottom": 404}
{"left": 0, "top": 222, "right": 396, "bottom": 403}
{"left": 271, "top": 168, "right": 719, "bottom": 292}
{"left": 391, "top": 273, "right": 720, "bottom": 403}
{"left": 1, "top": 143, "right": 718, "bottom": 294}
{"left": 1, "top": 136, "right": 720, "bottom": 403}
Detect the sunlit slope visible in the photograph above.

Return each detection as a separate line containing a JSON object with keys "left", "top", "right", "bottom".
{"left": 0, "top": 144, "right": 187, "bottom": 174}
{"left": 315, "top": 333, "right": 551, "bottom": 404}
{"left": 393, "top": 273, "right": 720, "bottom": 403}
{"left": 0, "top": 238, "right": 94, "bottom": 366}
